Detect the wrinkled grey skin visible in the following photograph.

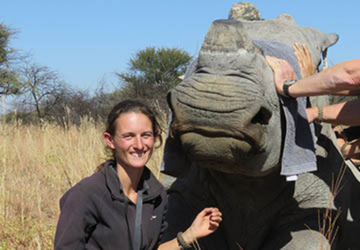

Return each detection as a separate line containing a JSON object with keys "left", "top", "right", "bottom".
{"left": 162, "top": 12, "right": 360, "bottom": 250}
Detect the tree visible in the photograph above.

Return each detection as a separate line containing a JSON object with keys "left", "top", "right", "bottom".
{"left": 19, "top": 63, "right": 66, "bottom": 125}
{"left": 0, "top": 23, "right": 20, "bottom": 95}
{"left": 116, "top": 47, "right": 191, "bottom": 112}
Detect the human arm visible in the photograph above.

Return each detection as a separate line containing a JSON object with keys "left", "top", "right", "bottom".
{"left": 266, "top": 50, "right": 360, "bottom": 97}
{"left": 158, "top": 207, "right": 222, "bottom": 250}
{"left": 305, "top": 98, "right": 360, "bottom": 126}
{"left": 291, "top": 59, "right": 360, "bottom": 97}
{"left": 336, "top": 135, "right": 360, "bottom": 166}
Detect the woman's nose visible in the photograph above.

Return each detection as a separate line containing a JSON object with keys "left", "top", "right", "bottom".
{"left": 133, "top": 136, "right": 144, "bottom": 149}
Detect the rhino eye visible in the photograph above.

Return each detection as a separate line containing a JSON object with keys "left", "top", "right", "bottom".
{"left": 195, "top": 67, "right": 210, "bottom": 74}
{"left": 225, "top": 73, "right": 242, "bottom": 77}
{"left": 251, "top": 107, "right": 272, "bottom": 125}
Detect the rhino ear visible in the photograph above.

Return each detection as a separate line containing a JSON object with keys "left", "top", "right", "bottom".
{"left": 302, "top": 29, "right": 339, "bottom": 69}
{"left": 323, "top": 33, "right": 339, "bottom": 51}
{"left": 319, "top": 33, "right": 338, "bottom": 69}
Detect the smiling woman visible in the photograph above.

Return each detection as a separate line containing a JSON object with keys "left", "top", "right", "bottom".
{"left": 103, "top": 104, "right": 159, "bottom": 185}
{"left": 53, "top": 99, "right": 222, "bottom": 250}
{"left": 105, "top": 112, "right": 155, "bottom": 174}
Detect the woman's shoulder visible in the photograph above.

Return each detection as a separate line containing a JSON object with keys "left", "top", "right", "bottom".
{"left": 60, "top": 171, "right": 107, "bottom": 206}
{"left": 76, "top": 171, "right": 106, "bottom": 192}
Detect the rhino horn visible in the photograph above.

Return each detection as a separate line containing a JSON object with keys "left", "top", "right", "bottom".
{"left": 200, "top": 20, "right": 260, "bottom": 54}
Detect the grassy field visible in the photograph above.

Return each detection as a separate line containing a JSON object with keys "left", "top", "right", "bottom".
{"left": 0, "top": 120, "right": 165, "bottom": 249}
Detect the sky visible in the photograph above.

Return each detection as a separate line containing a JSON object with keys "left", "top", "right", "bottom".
{"left": 2, "top": 0, "right": 360, "bottom": 92}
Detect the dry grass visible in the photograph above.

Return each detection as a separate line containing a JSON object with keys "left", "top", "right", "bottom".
{"left": 0, "top": 119, "right": 165, "bottom": 249}
{"left": 318, "top": 162, "right": 346, "bottom": 250}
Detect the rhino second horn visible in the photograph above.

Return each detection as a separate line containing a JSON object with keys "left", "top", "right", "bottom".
{"left": 228, "top": 2, "right": 262, "bottom": 21}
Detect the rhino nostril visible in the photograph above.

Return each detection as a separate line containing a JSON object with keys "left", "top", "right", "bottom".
{"left": 251, "top": 107, "right": 272, "bottom": 125}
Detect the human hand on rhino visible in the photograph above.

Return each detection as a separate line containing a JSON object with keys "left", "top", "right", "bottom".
{"left": 265, "top": 43, "right": 315, "bottom": 97}
{"left": 159, "top": 207, "right": 222, "bottom": 250}
{"left": 293, "top": 43, "right": 316, "bottom": 78}
{"left": 266, "top": 44, "right": 360, "bottom": 98}
{"left": 181, "top": 207, "right": 222, "bottom": 243}
{"left": 266, "top": 43, "right": 360, "bottom": 165}
{"left": 266, "top": 43, "right": 360, "bottom": 124}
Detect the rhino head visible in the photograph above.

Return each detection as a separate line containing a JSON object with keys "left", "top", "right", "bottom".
{"left": 167, "top": 15, "right": 338, "bottom": 177}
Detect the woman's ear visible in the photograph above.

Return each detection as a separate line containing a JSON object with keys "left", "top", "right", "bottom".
{"left": 104, "top": 132, "right": 115, "bottom": 150}
{"left": 154, "top": 130, "right": 161, "bottom": 147}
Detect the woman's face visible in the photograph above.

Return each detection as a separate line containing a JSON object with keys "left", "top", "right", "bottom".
{"left": 104, "top": 112, "right": 155, "bottom": 171}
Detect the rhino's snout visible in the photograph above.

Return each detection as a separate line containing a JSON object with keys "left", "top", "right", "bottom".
{"left": 167, "top": 71, "right": 282, "bottom": 175}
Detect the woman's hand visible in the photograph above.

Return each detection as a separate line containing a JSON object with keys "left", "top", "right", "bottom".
{"left": 158, "top": 208, "right": 222, "bottom": 250}
{"left": 182, "top": 207, "right": 222, "bottom": 243}
{"left": 294, "top": 43, "right": 315, "bottom": 78}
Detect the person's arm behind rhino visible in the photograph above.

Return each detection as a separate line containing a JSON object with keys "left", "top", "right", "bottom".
{"left": 266, "top": 44, "right": 360, "bottom": 125}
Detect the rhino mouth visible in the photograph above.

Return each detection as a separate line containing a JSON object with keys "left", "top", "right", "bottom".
{"left": 169, "top": 90, "right": 272, "bottom": 156}
{"left": 175, "top": 128, "right": 269, "bottom": 174}
{"left": 171, "top": 122, "right": 267, "bottom": 155}
{"left": 169, "top": 110, "right": 270, "bottom": 175}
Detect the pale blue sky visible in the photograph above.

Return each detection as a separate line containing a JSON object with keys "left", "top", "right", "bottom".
{"left": 2, "top": 0, "right": 359, "bottom": 91}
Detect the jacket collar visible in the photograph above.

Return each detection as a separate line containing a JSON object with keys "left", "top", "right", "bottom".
{"left": 102, "top": 160, "right": 163, "bottom": 202}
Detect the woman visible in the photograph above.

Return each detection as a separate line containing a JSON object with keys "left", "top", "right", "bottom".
{"left": 54, "top": 99, "right": 222, "bottom": 250}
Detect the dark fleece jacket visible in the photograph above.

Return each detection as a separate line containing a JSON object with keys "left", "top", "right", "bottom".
{"left": 54, "top": 160, "right": 168, "bottom": 250}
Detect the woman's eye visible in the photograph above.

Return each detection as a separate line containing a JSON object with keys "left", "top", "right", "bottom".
{"left": 122, "top": 134, "right": 134, "bottom": 140}
{"left": 142, "top": 133, "right": 153, "bottom": 139}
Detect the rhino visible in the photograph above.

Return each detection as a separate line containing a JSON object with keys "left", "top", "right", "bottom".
{"left": 161, "top": 3, "right": 360, "bottom": 250}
